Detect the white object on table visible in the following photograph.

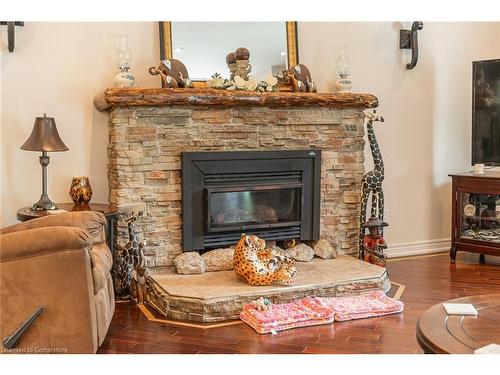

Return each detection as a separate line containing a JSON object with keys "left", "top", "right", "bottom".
{"left": 474, "top": 163, "right": 485, "bottom": 174}
{"left": 442, "top": 303, "right": 478, "bottom": 316}
{"left": 474, "top": 343, "right": 500, "bottom": 354}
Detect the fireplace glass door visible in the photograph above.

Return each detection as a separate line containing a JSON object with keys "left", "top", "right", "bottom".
{"left": 206, "top": 185, "right": 302, "bottom": 233}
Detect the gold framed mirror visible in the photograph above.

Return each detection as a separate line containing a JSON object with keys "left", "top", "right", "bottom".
{"left": 158, "top": 21, "right": 298, "bottom": 85}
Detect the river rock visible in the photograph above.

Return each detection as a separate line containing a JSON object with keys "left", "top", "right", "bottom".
{"left": 285, "top": 243, "right": 314, "bottom": 262}
{"left": 202, "top": 247, "right": 234, "bottom": 271}
{"left": 174, "top": 252, "right": 206, "bottom": 274}
{"left": 313, "top": 239, "right": 337, "bottom": 259}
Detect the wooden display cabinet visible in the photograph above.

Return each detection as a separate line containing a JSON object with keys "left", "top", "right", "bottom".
{"left": 450, "top": 171, "right": 500, "bottom": 262}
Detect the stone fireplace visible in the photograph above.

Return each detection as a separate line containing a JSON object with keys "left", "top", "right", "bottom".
{"left": 95, "top": 88, "right": 378, "bottom": 270}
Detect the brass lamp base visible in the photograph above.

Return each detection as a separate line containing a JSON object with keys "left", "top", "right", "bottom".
{"left": 31, "top": 152, "right": 58, "bottom": 211}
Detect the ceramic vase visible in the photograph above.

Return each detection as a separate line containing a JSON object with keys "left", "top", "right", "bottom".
{"left": 69, "top": 176, "right": 93, "bottom": 206}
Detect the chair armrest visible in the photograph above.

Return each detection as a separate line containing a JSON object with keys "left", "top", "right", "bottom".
{"left": 0, "top": 226, "right": 92, "bottom": 262}
{"left": 0, "top": 227, "right": 98, "bottom": 353}
{"left": 0, "top": 211, "right": 106, "bottom": 245}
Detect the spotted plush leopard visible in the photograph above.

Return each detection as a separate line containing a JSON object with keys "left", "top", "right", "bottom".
{"left": 233, "top": 234, "right": 297, "bottom": 286}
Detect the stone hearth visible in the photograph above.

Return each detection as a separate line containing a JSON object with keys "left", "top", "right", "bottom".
{"left": 95, "top": 88, "right": 378, "bottom": 269}
{"left": 147, "top": 256, "right": 390, "bottom": 322}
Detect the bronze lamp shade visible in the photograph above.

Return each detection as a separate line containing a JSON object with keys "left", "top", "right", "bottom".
{"left": 21, "top": 114, "right": 68, "bottom": 210}
{"left": 21, "top": 114, "right": 68, "bottom": 152}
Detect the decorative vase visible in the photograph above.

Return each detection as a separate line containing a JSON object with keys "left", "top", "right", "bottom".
{"left": 113, "top": 34, "right": 135, "bottom": 87}
{"left": 335, "top": 45, "right": 352, "bottom": 93}
{"left": 69, "top": 177, "right": 93, "bottom": 206}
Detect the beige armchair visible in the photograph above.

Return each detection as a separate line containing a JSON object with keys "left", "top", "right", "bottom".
{"left": 0, "top": 211, "right": 115, "bottom": 353}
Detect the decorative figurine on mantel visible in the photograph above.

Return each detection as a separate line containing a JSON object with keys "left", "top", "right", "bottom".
{"left": 359, "top": 110, "right": 385, "bottom": 258}
{"left": 226, "top": 52, "right": 237, "bottom": 80}
{"left": 287, "top": 64, "right": 317, "bottom": 93}
{"left": 206, "top": 46, "right": 284, "bottom": 92}
{"left": 114, "top": 211, "right": 148, "bottom": 300}
{"left": 149, "top": 59, "right": 192, "bottom": 88}
{"left": 361, "top": 216, "right": 388, "bottom": 267}
{"left": 226, "top": 47, "right": 252, "bottom": 80}
{"left": 206, "top": 72, "right": 279, "bottom": 92}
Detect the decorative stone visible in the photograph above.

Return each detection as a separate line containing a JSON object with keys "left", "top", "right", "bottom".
{"left": 173, "top": 252, "right": 206, "bottom": 274}
{"left": 285, "top": 243, "right": 314, "bottom": 262}
{"left": 313, "top": 239, "right": 337, "bottom": 259}
{"left": 202, "top": 247, "right": 234, "bottom": 272}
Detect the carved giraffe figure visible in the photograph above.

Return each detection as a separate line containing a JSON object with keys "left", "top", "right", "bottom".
{"left": 114, "top": 211, "right": 147, "bottom": 299}
{"left": 359, "top": 111, "right": 385, "bottom": 259}
{"left": 130, "top": 238, "right": 148, "bottom": 304}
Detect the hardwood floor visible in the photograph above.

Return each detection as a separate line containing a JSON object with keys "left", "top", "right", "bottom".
{"left": 98, "top": 252, "right": 500, "bottom": 354}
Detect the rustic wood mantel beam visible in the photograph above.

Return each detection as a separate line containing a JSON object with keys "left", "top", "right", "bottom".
{"left": 94, "top": 88, "right": 378, "bottom": 111}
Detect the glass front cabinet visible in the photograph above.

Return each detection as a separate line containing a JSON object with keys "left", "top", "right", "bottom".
{"left": 450, "top": 172, "right": 500, "bottom": 261}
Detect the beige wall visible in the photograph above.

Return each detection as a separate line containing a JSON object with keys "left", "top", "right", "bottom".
{"left": 2, "top": 22, "right": 500, "bottom": 255}
{"left": 300, "top": 22, "right": 500, "bottom": 254}
{"left": 1, "top": 22, "right": 159, "bottom": 226}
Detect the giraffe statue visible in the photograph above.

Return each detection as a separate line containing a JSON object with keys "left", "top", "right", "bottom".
{"left": 113, "top": 211, "right": 147, "bottom": 299}
{"left": 359, "top": 110, "right": 385, "bottom": 259}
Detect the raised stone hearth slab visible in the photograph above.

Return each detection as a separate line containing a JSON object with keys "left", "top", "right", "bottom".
{"left": 146, "top": 256, "right": 391, "bottom": 322}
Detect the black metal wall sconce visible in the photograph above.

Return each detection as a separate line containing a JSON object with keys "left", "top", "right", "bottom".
{"left": 0, "top": 21, "right": 24, "bottom": 52}
{"left": 400, "top": 21, "right": 423, "bottom": 69}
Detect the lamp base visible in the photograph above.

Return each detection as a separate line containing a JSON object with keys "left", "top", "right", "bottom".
{"left": 32, "top": 194, "right": 57, "bottom": 211}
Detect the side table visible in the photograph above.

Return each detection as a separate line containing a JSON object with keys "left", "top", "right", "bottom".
{"left": 17, "top": 203, "right": 120, "bottom": 256}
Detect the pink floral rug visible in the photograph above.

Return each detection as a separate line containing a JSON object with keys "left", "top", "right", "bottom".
{"left": 240, "top": 290, "right": 404, "bottom": 334}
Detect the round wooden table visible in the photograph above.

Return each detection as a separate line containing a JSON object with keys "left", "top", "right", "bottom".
{"left": 17, "top": 203, "right": 119, "bottom": 222}
{"left": 416, "top": 294, "right": 500, "bottom": 353}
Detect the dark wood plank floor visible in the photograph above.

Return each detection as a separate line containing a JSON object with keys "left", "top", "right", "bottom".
{"left": 98, "top": 252, "right": 500, "bottom": 354}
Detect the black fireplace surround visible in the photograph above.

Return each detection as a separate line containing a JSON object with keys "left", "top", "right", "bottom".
{"left": 182, "top": 150, "right": 321, "bottom": 251}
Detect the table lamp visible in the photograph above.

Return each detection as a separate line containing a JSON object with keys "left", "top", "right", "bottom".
{"left": 20, "top": 114, "right": 69, "bottom": 210}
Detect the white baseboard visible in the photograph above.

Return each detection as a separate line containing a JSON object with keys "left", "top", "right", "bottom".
{"left": 386, "top": 238, "right": 450, "bottom": 258}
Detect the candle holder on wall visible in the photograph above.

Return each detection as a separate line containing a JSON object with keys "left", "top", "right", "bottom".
{"left": 400, "top": 21, "right": 423, "bottom": 69}
{"left": 0, "top": 21, "right": 24, "bottom": 52}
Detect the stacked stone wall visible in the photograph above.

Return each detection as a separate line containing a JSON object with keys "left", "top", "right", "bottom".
{"left": 108, "top": 106, "right": 365, "bottom": 268}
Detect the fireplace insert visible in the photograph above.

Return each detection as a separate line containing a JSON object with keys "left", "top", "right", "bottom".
{"left": 182, "top": 150, "right": 321, "bottom": 251}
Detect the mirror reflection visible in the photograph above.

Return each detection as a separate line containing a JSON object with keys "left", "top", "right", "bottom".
{"left": 171, "top": 22, "right": 288, "bottom": 81}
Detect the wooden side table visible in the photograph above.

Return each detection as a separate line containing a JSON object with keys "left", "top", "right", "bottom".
{"left": 416, "top": 294, "right": 500, "bottom": 353}
{"left": 17, "top": 203, "right": 120, "bottom": 256}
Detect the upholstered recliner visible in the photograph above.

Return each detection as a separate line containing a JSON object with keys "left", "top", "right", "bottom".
{"left": 0, "top": 211, "right": 115, "bottom": 353}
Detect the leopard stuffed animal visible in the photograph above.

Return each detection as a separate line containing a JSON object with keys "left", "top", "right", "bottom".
{"left": 233, "top": 234, "right": 297, "bottom": 286}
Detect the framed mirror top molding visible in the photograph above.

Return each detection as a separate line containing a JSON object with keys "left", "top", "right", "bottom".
{"left": 158, "top": 21, "right": 298, "bottom": 85}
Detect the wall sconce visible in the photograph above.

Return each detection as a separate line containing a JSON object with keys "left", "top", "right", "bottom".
{"left": 400, "top": 21, "right": 423, "bottom": 69}
{"left": 0, "top": 21, "right": 24, "bottom": 52}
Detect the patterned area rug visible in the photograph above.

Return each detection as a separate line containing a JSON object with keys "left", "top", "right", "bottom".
{"left": 240, "top": 290, "right": 404, "bottom": 334}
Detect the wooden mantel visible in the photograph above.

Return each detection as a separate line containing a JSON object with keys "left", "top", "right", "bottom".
{"left": 94, "top": 87, "right": 378, "bottom": 111}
